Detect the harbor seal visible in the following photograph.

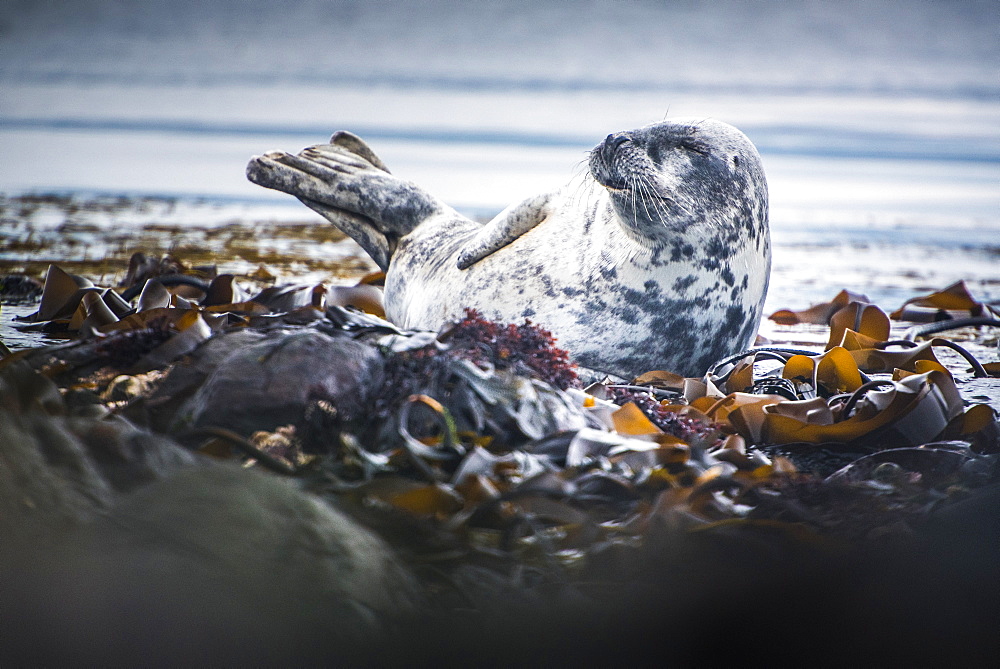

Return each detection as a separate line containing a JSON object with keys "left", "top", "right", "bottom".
{"left": 247, "top": 118, "right": 770, "bottom": 380}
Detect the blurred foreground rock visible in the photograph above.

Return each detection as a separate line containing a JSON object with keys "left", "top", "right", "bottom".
{"left": 0, "top": 364, "right": 420, "bottom": 665}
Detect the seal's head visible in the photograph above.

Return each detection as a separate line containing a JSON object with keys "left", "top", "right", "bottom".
{"left": 589, "top": 118, "right": 767, "bottom": 246}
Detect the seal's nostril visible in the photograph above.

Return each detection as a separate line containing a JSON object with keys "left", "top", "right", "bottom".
{"left": 603, "top": 133, "right": 630, "bottom": 162}
{"left": 607, "top": 133, "right": 630, "bottom": 150}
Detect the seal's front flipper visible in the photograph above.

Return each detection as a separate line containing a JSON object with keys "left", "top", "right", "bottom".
{"left": 330, "top": 131, "right": 391, "bottom": 174}
{"left": 456, "top": 193, "right": 553, "bottom": 270}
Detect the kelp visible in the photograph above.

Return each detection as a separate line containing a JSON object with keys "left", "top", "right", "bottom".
{"left": 4, "top": 260, "right": 388, "bottom": 384}
{"left": 890, "top": 280, "right": 1000, "bottom": 322}
{"left": 689, "top": 285, "right": 1000, "bottom": 449}
{"left": 768, "top": 289, "right": 870, "bottom": 326}
{"left": 1, "top": 260, "right": 998, "bottom": 607}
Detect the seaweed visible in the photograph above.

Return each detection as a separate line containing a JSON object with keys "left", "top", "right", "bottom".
{"left": 439, "top": 309, "right": 580, "bottom": 391}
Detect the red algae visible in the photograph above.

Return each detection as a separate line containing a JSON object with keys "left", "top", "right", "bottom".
{"left": 440, "top": 309, "right": 580, "bottom": 391}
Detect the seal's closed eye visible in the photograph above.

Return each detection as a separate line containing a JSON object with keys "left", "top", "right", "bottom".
{"left": 678, "top": 140, "right": 710, "bottom": 156}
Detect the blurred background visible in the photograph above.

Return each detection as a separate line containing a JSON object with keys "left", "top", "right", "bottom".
{"left": 1, "top": 0, "right": 998, "bottom": 310}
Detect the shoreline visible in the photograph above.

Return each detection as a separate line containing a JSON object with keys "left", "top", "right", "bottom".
{"left": 3, "top": 193, "right": 998, "bottom": 314}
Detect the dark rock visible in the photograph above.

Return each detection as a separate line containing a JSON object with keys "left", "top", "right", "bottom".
{"left": 0, "top": 365, "right": 422, "bottom": 665}
{"left": 169, "top": 328, "right": 383, "bottom": 437}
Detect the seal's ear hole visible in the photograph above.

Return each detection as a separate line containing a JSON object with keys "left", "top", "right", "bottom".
{"left": 733, "top": 155, "right": 740, "bottom": 167}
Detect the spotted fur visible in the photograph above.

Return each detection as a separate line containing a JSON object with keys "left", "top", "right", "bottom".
{"left": 247, "top": 119, "right": 771, "bottom": 380}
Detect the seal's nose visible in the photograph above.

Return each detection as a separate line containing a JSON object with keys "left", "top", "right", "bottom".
{"left": 607, "top": 133, "right": 629, "bottom": 148}
{"left": 602, "top": 133, "right": 630, "bottom": 163}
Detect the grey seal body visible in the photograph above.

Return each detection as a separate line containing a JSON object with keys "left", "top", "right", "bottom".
{"left": 248, "top": 118, "right": 770, "bottom": 379}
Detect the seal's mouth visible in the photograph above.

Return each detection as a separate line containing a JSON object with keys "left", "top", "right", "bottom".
{"left": 591, "top": 169, "right": 673, "bottom": 203}
{"left": 594, "top": 174, "right": 631, "bottom": 191}
{"left": 592, "top": 173, "right": 679, "bottom": 214}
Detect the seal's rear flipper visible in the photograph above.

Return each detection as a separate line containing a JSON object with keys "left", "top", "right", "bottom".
{"left": 297, "top": 199, "right": 394, "bottom": 271}
{"left": 456, "top": 193, "right": 553, "bottom": 269}
{"left": 330, "top": 131, "right": 391, "bottom": 174}
{"left": 247, "top": 137, "right": 447, "bottom": 270}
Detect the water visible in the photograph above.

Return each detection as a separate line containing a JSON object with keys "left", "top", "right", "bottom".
{"left": 1, "top": 0, "right": 998, "bottom": 316}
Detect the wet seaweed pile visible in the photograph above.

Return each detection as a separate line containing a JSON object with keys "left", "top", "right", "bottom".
{"left": 2, "top": 257, "right": 1000, "bottom": 663}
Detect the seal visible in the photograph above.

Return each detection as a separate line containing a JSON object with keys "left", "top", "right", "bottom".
{"left": 247, "top": 118, "right": 770, "bottom": 380}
